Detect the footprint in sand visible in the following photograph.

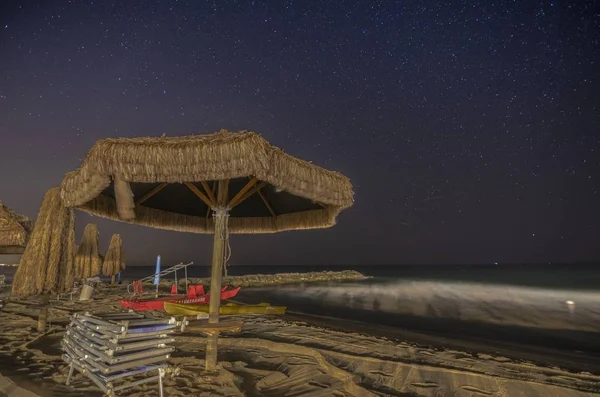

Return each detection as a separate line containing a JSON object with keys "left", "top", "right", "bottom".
{"left": 368, "top": 370, "right": 393, "bottom": 377}
{"left": 410, "top": 382, "right": 439, "bottom": 388}
{"left": 460, "top": 385, "right": 494, "bottom": 395}
{"left": 499, "top": 366, "right": 520, "bottom": 374}
{"left": 308, "top": 380, "right": 329, "bottom": 388}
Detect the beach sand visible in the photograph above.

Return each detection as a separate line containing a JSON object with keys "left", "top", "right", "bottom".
{"left": 0, "top": 284, "right": 599, "bottom": 397}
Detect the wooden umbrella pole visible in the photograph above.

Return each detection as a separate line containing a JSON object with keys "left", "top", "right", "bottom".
{"left": 37, "top": 294, "right": 50, "bottom": 332}
{"left": 205, "top": 179, "right": 229, "bottom": 372}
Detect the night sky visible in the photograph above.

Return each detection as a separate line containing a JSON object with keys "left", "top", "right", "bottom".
{"left": 1, "top": 1, "right": 599, "bottom": 267}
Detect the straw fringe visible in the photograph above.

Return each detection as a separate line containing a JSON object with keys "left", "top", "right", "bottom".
{"left": 102, "top": 234, "right": 123, "bottom": 276}
{"left": 75, "top": 223, "right": 102, "bottom": 279}
{"left": 0, "top": 202, "right": 33, "bottom": 248}
{"left": 77, "top": 194, "right": 339, "bottom": 234}
{"left": 114, "top": 177, "right": 135, "bottom": 220}
{"left": 12, "top": 188, "right": 75, "bottom": 296}
{"left": 60, "top": 130, "right": 354, "bottom": 216}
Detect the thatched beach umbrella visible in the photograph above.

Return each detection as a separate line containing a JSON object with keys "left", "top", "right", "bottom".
{"left": 0, "top": 201, "right": 34, "bottom": 255}
{"left": 75, "top": 223, "right": 102, "bottom": 279}
{"left": 102, "top": 234, "right": 124, "bottom": 284}
{"left": 18, "top": 129, "right": 354, "bottom": 370}
{"left": 10, "top": 189, "right": 76, "bottom": 332}
{"left": 12, "top": 188, "right": 75, "bottom": 296}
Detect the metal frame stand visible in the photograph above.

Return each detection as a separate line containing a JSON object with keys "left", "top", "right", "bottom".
{"left": 62, "top": 311, "right": 178, "bottom": 396}
{"left": 127, "top": 262, "right": 193, "bottom": 296}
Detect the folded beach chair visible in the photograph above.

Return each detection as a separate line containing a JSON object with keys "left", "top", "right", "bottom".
{"left": 62, "top": 311, "right": 179, "bottom": 396}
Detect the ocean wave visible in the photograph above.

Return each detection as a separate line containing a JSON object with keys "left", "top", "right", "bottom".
{"left": 273, "top": 280, "right": 600, "bottom": 332}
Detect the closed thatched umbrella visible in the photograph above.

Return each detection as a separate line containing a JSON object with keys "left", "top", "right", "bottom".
{"left": 0, "top": 201, "right": 34, "bottom": 255}
{"left": 12, "top": 188, "right": 75, "bottom": 296}
{"left": 11, "top": 189, "right": 76, "bottom": 332}
{"left": 75, "top": 223, "right": 102, "bottom": 279}
{"left": 16, "top": 129, "right": 354, "bottom": 370}
{"left": 102, "top": 234, "right": 123, "bottom": 284}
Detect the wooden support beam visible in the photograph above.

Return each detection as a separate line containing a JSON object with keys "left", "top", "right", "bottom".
{"left": 185, "top": 182, "right": 214, "bottom": 207}
{"left": 231, "top": 181, "right": 268, "bottom": 209}
{"left": 0, "top": 246, "right": 25, "bottom": 255}
{"left": 205, "top": 178, "right": 231, "bottom": 371}
{"left": 257, "top": 189, "right": 277, "bottom": 218}
{"left": 201, "top": 181, "right": 217, "bottom": 205}
{"left": 228, "top": 177, "right": 258, "bottom": 208}
{"left": 217, "top": 179, "right": 230, "bottom": 206}
{"left": 183, "top": 319, "right": 243, "bottom": 335}
{"left": 135, "top": 183, "right": 167, "bottom": 206}
{"left": 205, "top": 182, "right": 216, "bottom": 218}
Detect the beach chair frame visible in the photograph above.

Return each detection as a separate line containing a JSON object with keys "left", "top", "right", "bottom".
{"left": 61, "top": 311, "right": 180, "bottom": 396}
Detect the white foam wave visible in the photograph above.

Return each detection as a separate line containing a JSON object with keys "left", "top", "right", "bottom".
{"left": 276, "top": 281, "right": 600, "bottom": 332}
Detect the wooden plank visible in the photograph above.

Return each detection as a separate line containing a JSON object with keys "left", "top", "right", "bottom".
{"left": 135, "top": 183, "right": 167, "bottom": 206}
{"left": 228, "top": 177, "right": 258, "bottom": 207}
{"left": 184, "top": 319, "right": 243, "bottom": 335}
{"left": 201, "top": 181, "right": 217, "bottom": 205}
{"left": 184, "top": 182, "right": 214, "bottom": 207}
{"left": 258, "top": 189, "right": 277, "bottom": 218}
{"left": 0, "top": 246, "right": 25, "bottom": 255}
{"left": 205, "top": 181, "right": 216, "bottom": 218}
{"left": 231, "top": 181, "right": 268, "bottom": 209}
{"left": 218, "top": 179, "right": 230, "bottom": 206}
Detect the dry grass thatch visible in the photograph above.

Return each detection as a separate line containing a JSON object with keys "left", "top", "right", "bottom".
{"left": 75, "top": 223, "right": 102, "bottom": 279}
{"left": 0, "top": 201, "right": 34, "bottom": 249}
{"left": 102, "top": 233, "right": 123, "bottom": 276}
{"left": 11, "top": 188, "right": 75, "bottom": 296}
{"left": 78, "top": 194, "right": 339, "bottom": 234}
{"left": 59, "top": 130, "right": 354, "bottom": 233}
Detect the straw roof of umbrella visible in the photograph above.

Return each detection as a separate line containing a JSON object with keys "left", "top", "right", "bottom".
{"left": 12, "top": 188, "right": 75, "bottom": 295}
{"left": 102, "top": 233, "right": 124, "bottom": 277}
{"left": 59, "top": 129, "right": 353, "bottom": 233}
{"left": 0, "top": 201, "right": 34, "bottom": 255}
{"left": 75, "top": 223, "right": 102, "bottom": 279}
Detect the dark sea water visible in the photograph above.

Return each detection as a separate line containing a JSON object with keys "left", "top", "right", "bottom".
{"left": 1, "top": 262, "right": 599, "bottom": 289}
{"left": 118, "top": 263, "right": 600, "bottom": 290}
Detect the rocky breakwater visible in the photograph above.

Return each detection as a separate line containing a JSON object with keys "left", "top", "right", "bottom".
{"left": 184, "top": 270, "right": 369, "bottom": 288}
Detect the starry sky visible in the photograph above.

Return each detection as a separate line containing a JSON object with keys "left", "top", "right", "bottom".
{"left": 1, "top": 1, "right": 599, "bottom": 267}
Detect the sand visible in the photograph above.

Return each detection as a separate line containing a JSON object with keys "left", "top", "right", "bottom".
{"left": 0, "top": 284, "right": 599, "bottom": 396}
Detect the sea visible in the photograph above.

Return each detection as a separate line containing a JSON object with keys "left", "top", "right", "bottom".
{"left": 109, "top": 262, "right": 600, "bottom": 291}
{"left": 4, "top": 262, "right": 597, "bottom": 289}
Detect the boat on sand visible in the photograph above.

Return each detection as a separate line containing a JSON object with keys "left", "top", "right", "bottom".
{"left": 121, "top": 285, "right": 241, "bottom": 311}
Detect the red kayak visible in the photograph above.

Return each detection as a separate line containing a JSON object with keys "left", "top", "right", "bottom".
{"left": 121, "top": 285, "right": 241, "bottom": 311}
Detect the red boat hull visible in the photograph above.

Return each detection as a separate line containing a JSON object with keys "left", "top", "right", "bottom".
{"left": 121, "top": 286, "right": 241, "bottom": 311}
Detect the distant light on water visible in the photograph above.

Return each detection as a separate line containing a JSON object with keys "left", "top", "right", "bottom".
{"left": 565, "top": 300, "right": 576, "bottom": 318}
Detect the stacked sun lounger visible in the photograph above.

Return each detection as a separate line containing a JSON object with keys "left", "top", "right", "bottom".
{"left": 61, "top": 311, "right": 179, "bottom": 397}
